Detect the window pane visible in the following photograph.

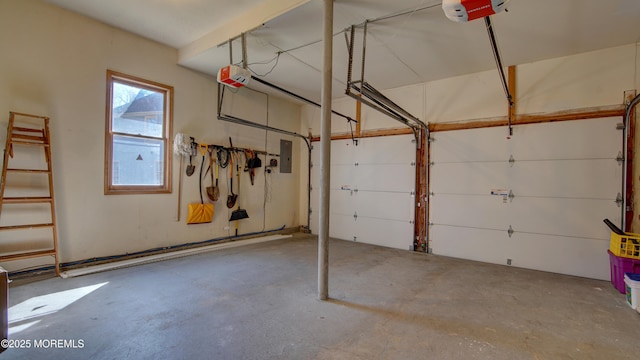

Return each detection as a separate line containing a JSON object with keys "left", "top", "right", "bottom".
{"left": 112, "top": 82, "right": 164, "bottom": 138}
{"left": 112, "top": 135, "right": 164, "bottom": 186}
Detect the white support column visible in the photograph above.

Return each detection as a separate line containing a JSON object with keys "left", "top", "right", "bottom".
{"left": 318, "top": 0, "right": 333, "bottom": 301}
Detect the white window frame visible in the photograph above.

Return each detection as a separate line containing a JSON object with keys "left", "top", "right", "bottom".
{"left": 105, "top": 70, "right": 173, "bottom": 194}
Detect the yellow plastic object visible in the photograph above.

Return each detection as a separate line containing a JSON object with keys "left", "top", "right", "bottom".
{"left": 187, "top": 203, "right": 214, "bottom": 224}
{"left": 610, "top": 232, "right": 640, "bottom": 260}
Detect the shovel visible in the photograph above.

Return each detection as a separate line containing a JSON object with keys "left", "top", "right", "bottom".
{"left": 185, "top": 141, "right": 196, "bottom": 176}
{"left": 205, "top": 147, "right": 219, "bottom": 201}
{"left": 226, "top": 154, "right": 238, "bottom": 208}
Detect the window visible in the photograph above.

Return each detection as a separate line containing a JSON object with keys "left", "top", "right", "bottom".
{"left": 105, "top": 70, "right": 173, "bottom": 194}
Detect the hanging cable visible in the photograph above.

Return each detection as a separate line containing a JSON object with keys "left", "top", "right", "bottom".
{"left": 217, "top": 147, "right": 231, "bottom": 168}
{"left": 248, "top": 52, "right": 282, "bottom": 77}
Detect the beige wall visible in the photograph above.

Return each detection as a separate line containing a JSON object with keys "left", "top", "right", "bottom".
{"left": 0, "top": 0, "right": 301, "bottom": 271}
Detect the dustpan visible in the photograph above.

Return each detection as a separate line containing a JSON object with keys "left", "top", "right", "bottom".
{"left": 230, "top": 208, "right": 249, "bottom": 221}
{"left": 187, "top": 145, "right": 214, "bottom": 224}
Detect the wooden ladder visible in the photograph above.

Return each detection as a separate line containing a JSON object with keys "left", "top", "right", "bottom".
{"left": 0, "top": 112, "right": 59, "bottom": 276}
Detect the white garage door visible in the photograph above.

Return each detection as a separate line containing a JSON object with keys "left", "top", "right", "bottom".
{"left": 429, "top": 117, "right": 623, "bottom": 280}
{"left": 310, "top": 135, "right": 416, "bottom": 250}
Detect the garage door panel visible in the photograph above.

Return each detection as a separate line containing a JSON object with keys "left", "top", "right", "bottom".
{"left": 331, "top": 139, "right": 357, "bottom": 164}
{"left": 431, "top": 194, "right": 511, "bottom": 230}
{"left": 507, "top": 198, "right": 619, "bottom": 239}
{"left": 311, "top": 134, "right": 416, "bottom": 249}
{"left": 430, "top": 117, "right": 622, "bottom": 280}
{"left": 507, "top": 233, "right": 609, "bottom": 280}
{"left": 431, "top": 127, "right": 511, "bottom": 163}
{"left": 356, "top": 192, "right": 414, "bottom": 222}
{"left": 329, "top": 189, "right": 357, "bottom": 216}
{"left": 510, "top": 117, "right": 621, "bottom": 159}
{"left": 356, "top": 217, "right": 413, "bottom": 250}
{"left": 356, "top": 164, "right": 415, "bottom": 192}
{"left": 329, "top": 213, "right": 358, "bottom": 241}
{"left": 430, "top": 226, "right": 512, "bottom": 265}
{"left": 431, "top": 162, "right": 510, "bottom": 195}
{"left": 509, "top": 160, "right": 621, "bottom": 199}
{"left": 330, "top": 164, "right": 357, "bottom": 186}
{"left": 357, "top": 135, "right": 415, "bottom": 162}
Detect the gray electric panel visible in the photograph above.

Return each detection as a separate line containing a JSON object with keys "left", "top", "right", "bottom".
{"left": 280, "top": 139, "right": 292, "bottom": 173}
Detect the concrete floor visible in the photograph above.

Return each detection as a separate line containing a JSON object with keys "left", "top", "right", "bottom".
{"left": 2, "top": 234, "right": 639, "bottom": 359}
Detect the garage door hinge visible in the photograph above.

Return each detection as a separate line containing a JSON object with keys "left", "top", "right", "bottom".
{"left": 354, "top": 162, "right": 359, "bottom": 167}
{"left": 616, "top": 193, "right": 623, "bottom": 207}
{"left": 411, "top": 161, "right": 416, "bottom": 166}
{"left": 507, "top": 225, "right": 514, "bottom": 238}
{"left": 616, "top": 151, "right": 624, "bottom": 165}
{"left": 508, "top": 155, "right": 515, "bottom": 167}
{"left": 429, "top": 161, "right": 435, "bottom": 167}
{"left": 353, "top": 212, "right": 358, "bottom": 221}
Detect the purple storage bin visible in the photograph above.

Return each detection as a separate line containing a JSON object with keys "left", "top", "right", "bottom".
{"left": 608, "top": 250, "right": 640, "bottom": 293}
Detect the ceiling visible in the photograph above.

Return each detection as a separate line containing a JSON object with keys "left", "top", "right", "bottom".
{"left": 46, "top": 0, "right": 640, "bottom": 104}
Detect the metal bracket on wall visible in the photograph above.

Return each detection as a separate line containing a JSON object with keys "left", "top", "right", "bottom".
{"left": 616, "top": 151, "right": 624, "bottom": 166}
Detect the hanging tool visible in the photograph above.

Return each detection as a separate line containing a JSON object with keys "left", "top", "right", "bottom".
{"left": 245, "top": 149, "right": 261, "bottom": 186}
{"left": 226, "top": 153, "right": 238, "bottom": 208}
{"left": 213, "top": 156, "right": 220, "bottom": 201}
{"left": 185, "top": 138, "right": 196, "bottom": 176}
{"left": 186, "top": 145, "right": 214, "bottom": 224}
{"left": 172, "top": 133, "right": 194, "bottom": 221}
{"left": 205, "top": 146, "right": 219, "bottom": 201}
{"left": 230, "top": 153, "right": 249, "bottom": 224}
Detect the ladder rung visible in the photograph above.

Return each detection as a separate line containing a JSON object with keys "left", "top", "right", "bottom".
{"left": 0, "top": 223, "right": 54, "bottom": 231}
{"left": 2, "top": 197, "right": 52, "bottom": 204}
{"left": 10, "top": 140, "right": 49, "bottom": 146}
{"left": 11, "top": 134, "right": 46, "bottom": 142}
{"left": 6, "top": 168, "right": 50, "bottom": 174}
{"left": 12, "top": 126, "right": 44, "bottom": 133}
{"left": 0, "top": 249, "right": 56, "bottom": 261}
{"left": 10, "top": 112, "right": 49, "bottom": 120}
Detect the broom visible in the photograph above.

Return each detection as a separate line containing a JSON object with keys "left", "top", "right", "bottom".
{"left": 229, "top": 153, "right": 249, "bottom": 226}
